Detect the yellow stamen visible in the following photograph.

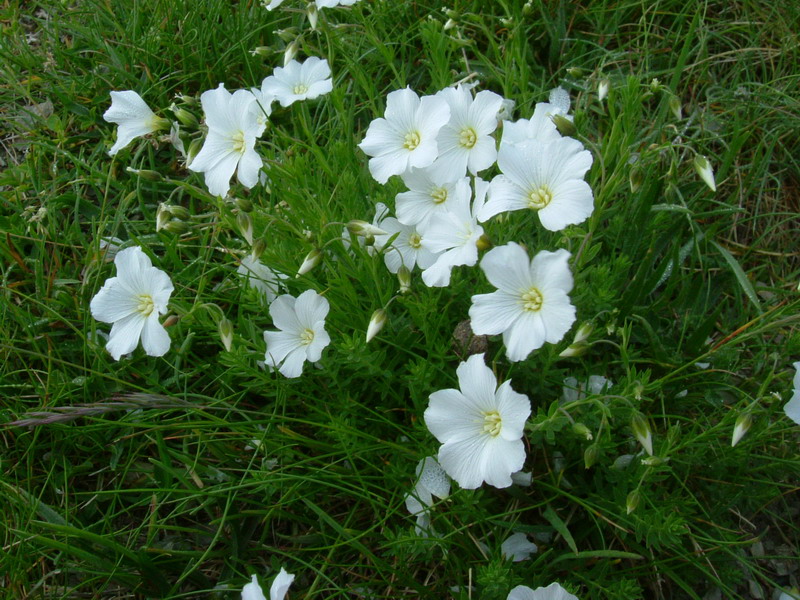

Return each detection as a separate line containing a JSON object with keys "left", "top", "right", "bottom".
{"left": 431, "top": 187, "right": 448, "bottom": 204}
{"left": 527, "top": 185, "right": 553, "bottom": 209}
{"left": 231, "top": 130, "right": 246, "bottom": 154}
{"left": 482, "top": 411, "right": 502, "bottom": 437}
{"left": 293, "top": 83, "right": 309, "bottom": 95}
{"left": 521, "top": 287, "right": 543, "bottom": 312}
{"left": 408, "top": 232, "right": 422, "bottom": 249}
{"left": 136, "top": 294, "right": 155, "bottom": 317}
{"left": 458, "top": 127, "right": 477, "bottom": 149}
{"left": 403, "top": 131, "right": 421, "bottom": 151}
{"left": 300, "top": 328, "right": 315, "bottom": 345}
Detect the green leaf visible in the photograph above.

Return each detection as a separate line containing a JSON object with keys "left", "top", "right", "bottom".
{"left": 543, "top": 506, "right": 578, "bottom": 553}
{"left": 710, "top": 240, "right": 763, "bottom": 314}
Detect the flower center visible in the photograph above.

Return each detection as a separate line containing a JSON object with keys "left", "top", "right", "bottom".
{"left": 431, "top": 187, "right": 448, "bottom": 204}
{"left": 408, "top": 232, "right": 422, "bottom": 249}
{"left": 521, "top": 287, "right": 543, "bottom": 312}
{"left": 293, "top": 83, "right": 309, "bottom": 95}
{"left": 300, "top": 328, "right": 315, "bottom": 345}
{"left": 403, "top": 131, "right": 421, "bottom": 151}
{"left": 136, "top": 294, "right": 155, "bottom": 317}
{"left": 458, "top": 126, "right": 477, "bottom": 149}
{"left": 231, "top": 130, "right": 247, "bottom": 155}
{"left": 527, "top": 185, "right": 553, "bottom": 209}
{"left": 482, "top": 411, "right": 502, "bottom": 437}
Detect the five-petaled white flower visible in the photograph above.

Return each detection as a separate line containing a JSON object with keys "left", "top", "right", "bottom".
{"left": 424, "top": 353, "right": 531, "bottom": 489}
{"left": 261, "top": 57, "right": 333, "bottom": 108}
{"left": 263, "top": 290, "right": 331, "bottom": 378}
{"left": 103, "top": 91, "right": 168, "bottom": 157}
{"left": 479, "top": 137, "right": 594, "bottom": 231}
{"left": 507, "top": 583, "right": 579, "bottom": 600}
{"left": 241, "top": 567, "right": 295, "bottom": 600}
{"left": 470, "top": 243, "right": 576, "bottom": 362}
{"left": 433, "top": 84, "right": 504, "bottom": 177}
{"left": 784, "top": 362, "right": 800, "bottom": 425}
{"left": 358, "top": 87, "right": 450, "bottom": 184}
{"left": 90, "top": 246, "right": 173, "bottom": 360}
{"left": 189, "top": 84, "right": 265, "bottom": 198}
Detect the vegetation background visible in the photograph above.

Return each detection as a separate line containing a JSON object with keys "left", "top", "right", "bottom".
{"left": 1, "top": 0, "right": 799, "bottom": 598}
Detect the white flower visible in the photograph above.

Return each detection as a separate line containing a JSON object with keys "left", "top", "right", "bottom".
{"left": 189, "top": 84, "right": 265, "bottom": 198}
{"left": 433, "top": 84, "right": 504, "bottom": 176}
{"left": 261, "top": 57, "right": 333, "bottom": 108}
{"left": 263, "top": 0, "right": 285, "bottom": 9}
{"left": 373, "top": 206, "right": 440, "bottom": 274}
{"left": 507, "top": 583, "right": 579, "bottom": 600}
{"left": 316, "top": 0, "right": 360, "bottom": 6}
{"left": 241, "top": 567, "right": 295, "bottom": 600}
{"left": 423, "top": 353, "right": 531, "bottom": 489}
{"left": 238, "top": 255, "right": 287, "bottom": 303}
{"left": 479, "top": 137, "right": 594, "bottom": 231}
{"left": 395, "top": 166, "right": 471, "bottom": 227}
{"left": 784, "top": 362, "right": 800, "bottom": 425}
{"left": 263, "top": 290, "right": 330, "bottom": 378}
{"left": 90, "top": 247, "right": 173, "bottom": 360}
{"left": 501, "top": 532, "right": 538, "bottom": 562}
{"left": 103, "top": 91, "right": 168, "bottom": 156}
{"left": 470, "top": 243, "right": 576, "bottom": 362}
{"left": 404, "top": 456, "right": 450, "bottom": 534}
{"left": 358, "top": 88, "right": 450, "bottom": 184}
{"left": 249, "top": 87, "right": 274, "bottom": 131}
{"left": 418, "top": 176, "right": 487, "bottom": 288}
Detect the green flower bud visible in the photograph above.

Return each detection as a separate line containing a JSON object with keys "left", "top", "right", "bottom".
{"left": 366, "top": 309, "right": 387, "bottom": 343}
{"left": 237, "top": 212, "right": 254, "bottom": 245}
{"left": 572, "top": 422, "right": 593, "bottom": 440}
{"left": 668, "top": 95, "right": 682, "bottom": 120}
{"left": 551, "top": 114, "right": 576, "bottom": 137}
{"left": 631, "top": 411, "right": 653, "bottom": 455}
{"left": 626, "top": 489, "right": 641, "bottom": 514}
{"left": 731, "top": 412, "right": 752, "bottom": 447}
{"left": 693, "top": 154, "right": 717, "bottom": 192}
{"left": 218, "top": 317, "right": 233, "bottom": 352}
{"left": 168, "top": 205, "right": 190, "bottom": 220}
{"left": 297, "top": 248, "right": 322, "bottom": 277}
{"left": 397, "top": 266, "right": 412, "bottom": 294}
{"left": 126, "top": 167, "right": 163, "bottom": 182}
{"left": 584, "top": 444, "right": 600, "bottom": 469}
{"left": 163, "top": 220, "right": 189, "bottom": 235}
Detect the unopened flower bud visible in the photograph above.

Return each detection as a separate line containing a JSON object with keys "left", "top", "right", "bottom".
{"left": 626, "top": 489, "right": 641, "bottom": 514}
{"left": 218, "top": 317, "right": 234, "bottom": 352}
{"left": 731, "top": 412, "right": 753, "bottom": 447}
{"left": 275, "top": 27, "right": 299, "bottom": 42}
{"left": 558, "top": 341, "right": 589, "bottom": 358}
{"left": 668, "top": 95, "right": 682, "bottom": 120}
{"left": 250, "top": 46, "right": 271, "bottom": 58}
{"left": 476, "top": 234, "right": 492, "bottom": 251}
{"left": 443, "top": 18, "right": 457, "bottom": 31}
{"left": 397, "top": 266, "right": 411, "bottom": 294}
{"left": 693, "top": 154, "right": 717, "bottom": 192}
{"left": 629, "top": 165, "right": 644, "bottom": 193}
{"left": 178, "top": 94, "right": 199, "bottom": 107}
{"left": 641, "top": 455, "right": 668, "bottom": 467}
{"left": 162, "top": 315, "right": 179, "bottom": 328}
{"left": 566, "top": 67, "right": 584, "bottom": 78}
{"left": 236, "top": 197, "right": 253, "bottom": 213}
{"left": 237, "top": 212, "right": 254, "bottom": 245}
{"left": 366, "top": 309, "right": 387, "bottom": 343}
{"left": 584, "top": 444, "right": 599, "bottom": 469}
{"left": 649, "top": 78, "right": 663, "bottom": 93}
{"left": 252, "top": 239, "right": 266, "bottom": 259}
{"left": 551, "top": 114, "right": 576, "bottom": 137}
{"left": 126, "top": 167, "right": 163, "bottom": 182}
{"left": 297, "top": 248, "right": 322, "bottom": 276}
{"left": 307, "top": 3, "right": 318, "bottom": 30}
{"left": 631, "top": 411, "right": 653, "bottom": 456}
{"left": 444, "top": 8, "right": 459, "bottom": 19}
{"left": 168, "top": 205, "right": 190, "bottom": 220}
{"left": 597, "top": 78, "right": 609, "bottom": 102}
{"left": 521, "top": 2, "right": 534, "bottom": 16}
{"left": 572, "top": 422, "right": 593, "bottom": 440}
{"left": 156, "top": 203, "right": 171, "bottom": 232}
{"left": 284, "top": 39, "right": 300, "bottom": 66}
{"left": 573, "top": 322, "right": 593, "bottom": 344}
{"left": 186, "top": 138, "right": 203, "bottom": 167}
{"left": 347, "top": 220, "right": 387, "bottom": 237}
{"left": 170, "top": 104, "right": 198, "bottom": 128}
{"left": 164, "top": 220, "right": 190, "bottom": 235}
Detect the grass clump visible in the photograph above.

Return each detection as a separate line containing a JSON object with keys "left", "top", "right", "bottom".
{"left": 1, "top": 0, "right": 799, "bottom": 598}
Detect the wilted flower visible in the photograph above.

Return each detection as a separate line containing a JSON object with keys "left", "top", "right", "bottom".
{"left": 358, "top": 87, "right": 450, "bottom": 184}
{"left": 103, "top": 91, "right": 169, "bottom": 156}
{"left": 238, "top": 255, "right": 286, "bottom": 303}
{"left": 784, "top": 362, "right": 800, "bottom": 425}
{"left": 501, "top": 532, "right": 538, "bottom": 562}
{"left": 263, "top": 290, "right": 330, "bottom": 378}
{"left": 188, "top": 84, "right": 265, "bottom": 197}
{"left": 507, "top": 583, "right": 579, "bottom": 600}
{"left": 261, "top": 57, "right": 333, "bottom": 107}
{"left": 90, "top": 246, "right": 173, "bottom": 360}
{"left": 241, "top": 567, "right": 295, "bottom": 600}
{"left": 469, "top": 243, "right": 576, "bottom": 362}
{"left": 424, "top": 353, "right": 531, "bottom": 489}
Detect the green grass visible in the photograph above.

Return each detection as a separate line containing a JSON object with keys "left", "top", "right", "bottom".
{"left": 1, "top": 0, "right": 799, "bottom": 598}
